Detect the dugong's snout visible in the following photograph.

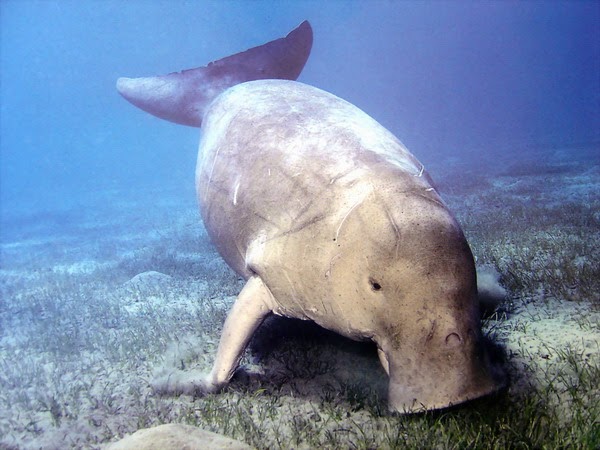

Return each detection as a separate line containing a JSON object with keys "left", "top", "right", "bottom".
{"left": 384, "top": 327, "right": 505, "bottom": 413}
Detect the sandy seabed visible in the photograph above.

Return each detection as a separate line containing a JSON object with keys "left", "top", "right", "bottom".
{"left": 1, "top": 146, "right": 598, "bottom": 449}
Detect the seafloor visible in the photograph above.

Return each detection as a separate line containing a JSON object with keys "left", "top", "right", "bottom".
{"left": 0, "top": 145, "right": 598, "bottom": 449}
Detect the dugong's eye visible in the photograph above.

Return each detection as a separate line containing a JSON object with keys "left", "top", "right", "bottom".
{"left": 369, "top": 277, "right": 382, "bottom": 292}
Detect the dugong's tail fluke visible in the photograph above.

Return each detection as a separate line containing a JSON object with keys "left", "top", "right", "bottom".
{"left": 116, "top": 21, "right": 313, "bottom": 127}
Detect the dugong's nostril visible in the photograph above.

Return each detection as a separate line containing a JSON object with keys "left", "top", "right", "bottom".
{"left": 445, "top": 332, "right": 462, "bottom": 347}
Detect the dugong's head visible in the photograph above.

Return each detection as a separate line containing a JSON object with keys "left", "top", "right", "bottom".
{"left": 327, "top": 176, "right": 504, "bottom": 413}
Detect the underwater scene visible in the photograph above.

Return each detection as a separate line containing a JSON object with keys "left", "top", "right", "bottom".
{"left": 1, "top": 1, "right": 598, "bottom": 449}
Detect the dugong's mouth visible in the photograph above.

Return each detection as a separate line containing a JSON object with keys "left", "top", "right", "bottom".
{"left": 384, "top": 337, "right": 506, "bottom": 414}
{"left": 387, "top": 366, "right": 505, "bottom": 414}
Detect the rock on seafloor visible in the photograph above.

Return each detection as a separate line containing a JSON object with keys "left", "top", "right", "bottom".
{"left": 123, "top": 271, "right": 173, "bottom": 292}
{"left": 105, "top": 423, "right": 254, "bottom": 450}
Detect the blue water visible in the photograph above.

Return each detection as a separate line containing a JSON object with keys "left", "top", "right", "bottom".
{"left": 0, "top": 3, "right": 599, "bottom": 447}
{"left": 1, "top": 0, "right": 598, "bottom": 230}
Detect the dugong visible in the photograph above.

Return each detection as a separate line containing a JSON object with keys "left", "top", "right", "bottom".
{"left": 117, "top": 21, "right": 504, "bottom": 413}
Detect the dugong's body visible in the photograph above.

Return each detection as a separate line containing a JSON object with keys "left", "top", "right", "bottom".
{"left": 196, "top": 80, "right": 499, "bottom": 411}
{"left": 117, "top": 21, "right": 504, "bottom": 413}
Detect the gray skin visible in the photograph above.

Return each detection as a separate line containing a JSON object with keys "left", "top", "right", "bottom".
{"left": 117, "top": 22, "right": 504, "bottom": 413}
{"left": 194, "top": 80, "right": 500, "bottom": 412}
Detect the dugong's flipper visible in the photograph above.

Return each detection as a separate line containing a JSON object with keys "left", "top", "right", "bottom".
{"left": 116, "top": 21, "right": 312, "bottom": 127}
{"left": 152, "top": 276, "right": 275, "bottom": 395}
